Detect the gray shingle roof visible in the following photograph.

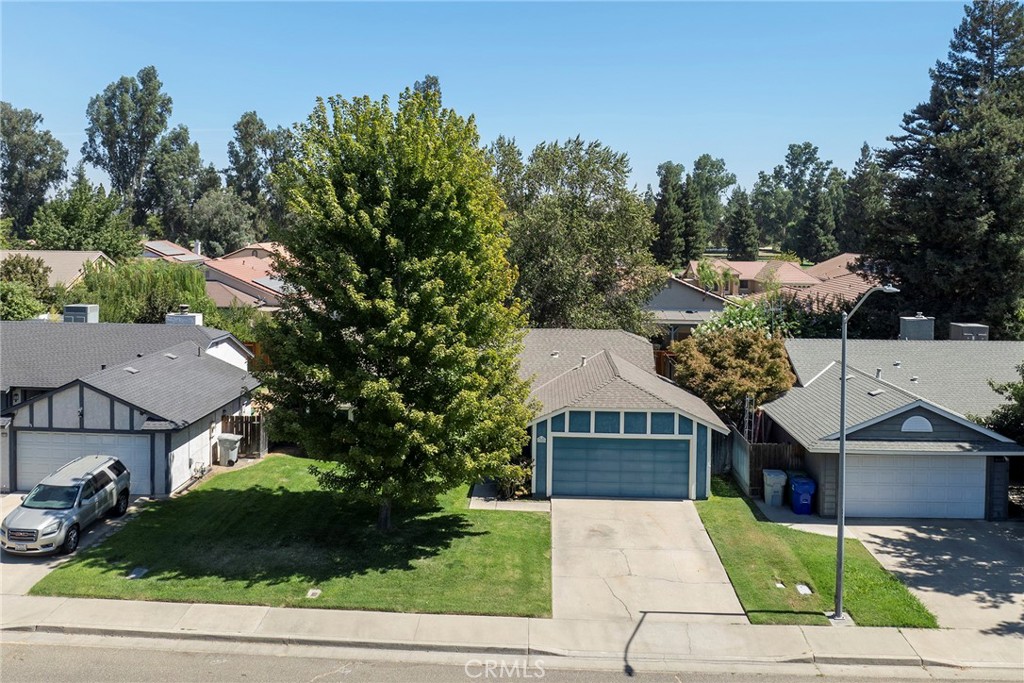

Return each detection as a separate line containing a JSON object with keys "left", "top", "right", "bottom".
{"left": 80, "top": 341, "right": 259, "bottom": 428}
{"left": 0, "top": 321, "right": 242, "bottom": 392}
{"left": 530, "top": 349, "right": 728, "bottom": 432}
{"left": 761, "top": 362, "right": 1024, "bottom": 455}
{"left": 784, "top": 338, "right": 1023, "bottom": 417}
{"left": 519, "top": 329, "right": 656, "bottom": 386}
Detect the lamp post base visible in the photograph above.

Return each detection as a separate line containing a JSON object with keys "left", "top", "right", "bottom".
{"left": 827, "top": 611, "right": 856, "bottom": 626}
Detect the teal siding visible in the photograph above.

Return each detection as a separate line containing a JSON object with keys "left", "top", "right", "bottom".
{"left": 678, "top": 416, "right": 693, "bottom": 435}
{"left": 551, "top": 437, "right": 689, "bottom": 499}
{"left": 697, "top": 424, "right": 708, "bottom": 499}
{"left": 535, "top": 421, "right": 548, "bottom": 497}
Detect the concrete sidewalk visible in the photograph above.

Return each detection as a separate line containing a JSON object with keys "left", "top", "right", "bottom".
{"left": 1, "top": 595, "right": 1021, "bottom": 671}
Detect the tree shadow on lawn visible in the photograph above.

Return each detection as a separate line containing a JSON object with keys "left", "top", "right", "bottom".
{"left": 69, "top": 485, "right": 485, "bottom": 588}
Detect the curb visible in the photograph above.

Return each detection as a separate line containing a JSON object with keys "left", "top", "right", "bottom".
{"left": 7, "top": 623, "right": 1021, "bottom": 670}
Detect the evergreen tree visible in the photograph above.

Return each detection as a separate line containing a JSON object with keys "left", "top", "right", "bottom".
{"left": 871, "top": 0, "right": 1024, "bottom": 336}
{"left": 678, "top": 175, "right": 705, "bottom": 264}
{"left": 0, "top": 102, "right": 68, "bottom": 235}
{"left": 689, "top": 154, "right": 736, "bottom": 248}
{"left": 725, "top": 187, "right": 759, "bottom": 261}
{"left": 794, "top": 183, "right": 840, "bottom": 263}
{"left": 751, "top": 168, "right": 790, "bottom": 247}
{"left": 651, "top": 161, "right": 686, "bottom": 267}
{"left": 840, "top": 143, "right": 888, "bottom": 253}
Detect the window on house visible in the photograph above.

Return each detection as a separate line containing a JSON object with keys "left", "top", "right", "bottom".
{"left": 901, "top": 416, "right": 933, "bottom": 433}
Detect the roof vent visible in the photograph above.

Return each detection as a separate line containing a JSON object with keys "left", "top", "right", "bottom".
{"left": 875, "top": 368, "right": 882, "bottom": 380}
{"left": 164, "top": 353, "right": 178, "bottom": 360}
{"left": 550, "top": 350, "right": 560, "bottom": 358}
{"left": 868, "top": 389, "right": 885, "bottom": 397}
{"left": 125, "top": 367, "right": 140, "bottom": 374}
{"left": 893, "top": 360, "right": 901, "bottom": 368}
{"left": 580, "top": 355, "right": 587, "bottom": 367}
{"left": 910, "top": 376, "right": 919, "bottom": 383}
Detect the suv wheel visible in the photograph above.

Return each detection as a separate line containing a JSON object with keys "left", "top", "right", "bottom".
{"left": 110, "top": 492, "right": 129, "bottom": 518}
{"left": 61, "top": 525, "right": 80, "bottom": 554}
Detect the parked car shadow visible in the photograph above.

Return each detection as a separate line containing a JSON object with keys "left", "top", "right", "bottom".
{"left": 64, "top": 485, "right": 483, "bottom": 588}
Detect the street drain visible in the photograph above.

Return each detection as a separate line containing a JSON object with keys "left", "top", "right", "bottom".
{"left": 796, "top": 584, "right": 812, "bottom": 595}
{"left": 306, "top": 589, "right": 322, "bottom": 598}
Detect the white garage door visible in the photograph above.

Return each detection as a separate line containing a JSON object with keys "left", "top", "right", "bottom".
{"left": 17, "top": 432, "right": 152, "bottom": 495}
{"left": 846, "top": 454, "right": 986, "bottom": 519}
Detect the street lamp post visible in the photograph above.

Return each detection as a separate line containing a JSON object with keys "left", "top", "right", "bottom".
{"left": 833, "top": 284, "right": 899, "bottom": 621}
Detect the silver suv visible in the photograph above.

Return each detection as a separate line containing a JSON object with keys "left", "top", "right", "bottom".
{"left": 1, "top": 455, "right": 131, "bottom": 555}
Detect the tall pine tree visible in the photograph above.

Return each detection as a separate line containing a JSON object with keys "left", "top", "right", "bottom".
{"left": 652, "top": 161, "right": 686, "bottom": 268}
{"left": 840, "top": 143, "right": 889, "bottom": 253}
{"left": 871, "top": 0, "right": 1024, "bottom": 337}
{"left": 678, "top": 175, "right": 706, "bottom": 264}
{"left": 794, "top": 182, "right": 840, "bottom": 263}
{"left": 725, "top": 187, "right": 759, "bottom": 260}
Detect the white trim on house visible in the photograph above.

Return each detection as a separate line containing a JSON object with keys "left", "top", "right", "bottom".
{"left": 688, "top": 434, "right": 697, "bottom": 499}
{"left": 530, "top": 423, "right": 537, "bottom": 493}
{"left": 706, "top": 427, "right": 712, "bottom": 496}
{"left": 545, "top": 419, "right": 553, "bottom": 496}
{"left": 820, "top": 399, "right": 1014, "bottom": 443}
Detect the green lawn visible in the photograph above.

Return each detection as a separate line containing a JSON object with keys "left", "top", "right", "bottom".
{"left": 32, "top": 455, "right": 551, "bottom": 617}
{"left": 697, "top": 477, "right": 936, "bottom": 627}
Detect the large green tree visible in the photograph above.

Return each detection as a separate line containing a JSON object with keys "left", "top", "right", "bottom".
{"left": 869, "top": 0, "right": 1024, "bottom": 337}
{"left": 0, "top": 281, "right": 45, "bottom": 321}
{"left": 651, "top": 161, "right": 686, "bottom": 267}
{"left": 0, "top": 253, "right": 51, "bottom": 301}
{"left": 793, "top": 181, "right": 840, "bottom": 263}
{"left": 840, "top": 143, "right": 889, "bottom": 253}
{"left": 137, "top": 125, "right": 220, "bottom": 239}
{"left": 690, "top": 154, "right": 736, "bottom": 248}
{"left": 725, "top": 187, "right": 759, "bottom": 261}
{"left": 751, "top": 168, "right": 791, "bottom": 248}
{"left": 496, "top": 136, "right": 662, "bottom": 334}
{"left": 187, "top": 187, "right": 256, "bottom": 257}
{"left": 225, "top": 111, "right": 293, "bottom": 237}
{"left": 264, "top": 87, "right": 533, "bottom": 530}
{"left": 982, "top": 362, "right": 1024, "bottom": 444}
{"left": 27, "top": 165, "right": 141, "bottom": 261}
{"left": 81, "top": 66, "right": 173, "bottom": 203}
{"left": 0, "top": 102, "right": 68, "bottom": 235}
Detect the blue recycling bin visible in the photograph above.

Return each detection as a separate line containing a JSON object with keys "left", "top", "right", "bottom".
{"left": 790, "top": 476, "right": 816, "bottom": 515}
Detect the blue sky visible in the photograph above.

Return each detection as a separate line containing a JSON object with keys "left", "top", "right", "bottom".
{"left": 2, "top": 2, "right": 966, "bottom": 191}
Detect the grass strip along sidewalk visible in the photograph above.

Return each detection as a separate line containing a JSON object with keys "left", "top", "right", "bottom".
{"left": 697, "top": 477, "right": 936, "bottom": 627}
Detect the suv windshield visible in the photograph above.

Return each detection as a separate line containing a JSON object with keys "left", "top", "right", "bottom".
{"left": 22, "top": 484, "right": 80, "bottom": 510}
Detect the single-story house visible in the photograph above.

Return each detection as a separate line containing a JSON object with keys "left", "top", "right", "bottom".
{"left": 0, "top": 320, "right": 258, "bottom": 496}
{"left": 683, "top": 259, "right": 821, "bottom": 297}
{"left": 221, "top": 242, "right": 286, "bottom": 261}
{"left": 760, "top": 339, "right": 1024, "bottom": 520}
{"left": 0, "top": 249, "right": 114, "bottom": 288}
{"left": 645, "top": 275, "right": 728, "bottom": 342}
{"left": 521, "top": 329, "right": 728, "bottom": 500}
{"left": 204, "top": 253, "right": 283, "bottom": 310}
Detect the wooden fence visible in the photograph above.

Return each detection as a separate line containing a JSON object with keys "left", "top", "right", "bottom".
{"left": 221, "top": 414, "right": 268, "bottom": 458}
{"left": 728, "top": 426, "right": 802, "bottom": 499}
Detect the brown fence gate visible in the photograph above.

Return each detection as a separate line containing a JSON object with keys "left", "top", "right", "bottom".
{"left": 221, "top": 415, "right": 269, "bottom": 458}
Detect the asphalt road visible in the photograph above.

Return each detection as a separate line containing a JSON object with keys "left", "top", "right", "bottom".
{"left": 2, "top": 640, "right": 1018, "bottom": 683}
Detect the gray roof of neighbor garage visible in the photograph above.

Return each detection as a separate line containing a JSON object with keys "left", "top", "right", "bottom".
{"left": 0, "top": 321, "right": 246, "bottom": 392}
{"left": 519, "top": 328, "right": 657, "bottom": 386}
{"left": 80, "top": 341, "right": 259, "bottom": 428}
{"left": 784, "top": 338, "right": 1023, "bottom": 417}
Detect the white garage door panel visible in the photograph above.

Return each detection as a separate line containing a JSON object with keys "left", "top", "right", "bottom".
{"left": 17, "top": 432, "right": 152, "bottom": 495}
{"left": 846, "top": 454, "right": 985, "bottom": 519}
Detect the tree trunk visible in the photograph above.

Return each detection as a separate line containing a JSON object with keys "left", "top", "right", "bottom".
{"left": 377, "top": 500, "right": 392, "bottom": 532}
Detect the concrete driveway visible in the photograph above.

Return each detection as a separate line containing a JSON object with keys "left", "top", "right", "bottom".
{"left": 851, "top": 520, "right": 1024, "bottom": 636}
{"left": 551, "top": 498, "right": 747, "bottom": 623}
{"left": 0, "top": 492, "right": 143, "bottom": 596}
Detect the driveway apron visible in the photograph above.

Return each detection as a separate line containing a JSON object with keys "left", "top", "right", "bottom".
{"left": 852, "top": 520, "right": 1024, "bottom": 636}
{"left": 551, "top": 498, "right": 747, "bottom": 623}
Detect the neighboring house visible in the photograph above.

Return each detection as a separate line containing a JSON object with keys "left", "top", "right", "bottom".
{"left": 142, "top": 239, "right": 209, "bottom": 265}
{"left": 0, "top": 250, "right": 114, "bottom": 288}
{"left": 759, "top": 339, "right": 1024, "bottom": 520}
{"left": 203, "top": 255, "right": 283, "bottom": 310}
{"left": 645, "top": 275, "right": 728, "bottom": 342}
{"left": 683, "top": 259, "right": 820, "bottom": 297}
{"left": 805, "top": 253, "right": 860, "bottom": 281}
{"left": 221, "top": 242, "right": 285, "bottom": 261}
{"left": 0, "top": 320, "right": 257, "bottom": 496}
{"left": 520, "top": 329, "right": 728, "bottom": 501}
